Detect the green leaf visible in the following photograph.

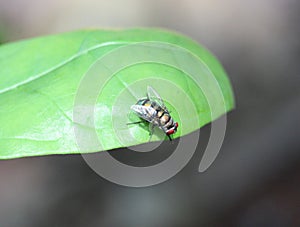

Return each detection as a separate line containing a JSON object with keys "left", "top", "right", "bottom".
{"left": 0, "top": 28, "right": 234, "bottom": 159}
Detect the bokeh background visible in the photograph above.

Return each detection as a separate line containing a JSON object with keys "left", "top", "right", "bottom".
{"left": 1, "top": 0, "right": 300, "bottom": 226}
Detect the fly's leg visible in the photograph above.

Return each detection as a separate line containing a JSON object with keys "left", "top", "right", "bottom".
{"left": 164, "top": 128, "right": 173, "bottom": 142}
{"left": 148, "top": 124, "right": 155, "bottom": 142}
{"left": 126, "top": 121, "right": 144, "bottom": 125}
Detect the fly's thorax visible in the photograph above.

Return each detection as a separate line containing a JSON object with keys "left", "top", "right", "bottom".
{"left": 136, "top": 98, "right": 149, "bottom": 106}
{"left": 138, "top": 99, "right": 164, "bottom": 114}
{"left": 140, "top": 100, "right": 160, "bottom": 110}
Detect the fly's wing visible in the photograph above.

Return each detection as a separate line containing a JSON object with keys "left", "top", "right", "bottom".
{"left": 131, "top": 104, "right": 156, "bottom": 123}
{"left": 147, "top": 86, "right": 167, "bottom": 110}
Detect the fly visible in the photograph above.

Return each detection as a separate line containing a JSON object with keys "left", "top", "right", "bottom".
{"left": 128, "top": 86, "right": 179, "bottom": 141}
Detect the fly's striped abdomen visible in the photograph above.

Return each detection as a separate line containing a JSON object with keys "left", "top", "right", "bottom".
{"left": 162, "top": 116, "right": 174, "bottom": 129}
{"left": 138, "top": 99, "right": 174, "bottom": 130}
{"left": 160, "top": 113, "right": 170, "bottom": 125}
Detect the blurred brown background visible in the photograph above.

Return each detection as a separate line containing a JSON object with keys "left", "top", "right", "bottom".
{"left": 0, "top": 0, "right": 300, "bottom": 226}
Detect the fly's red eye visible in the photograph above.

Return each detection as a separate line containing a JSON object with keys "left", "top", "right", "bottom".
{"left": 175, "top": 122, "right": 178, "bottom": 128}
{"left": 167, "top": 129, "right": 175, "bottom": 135}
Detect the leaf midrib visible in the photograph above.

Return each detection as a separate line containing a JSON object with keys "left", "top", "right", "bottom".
{"left": 0, "top": 41, "right": 130, "bottom": 95}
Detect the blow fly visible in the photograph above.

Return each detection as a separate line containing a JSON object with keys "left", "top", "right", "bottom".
{"left": 128, "top": 86, "right": 178, "bottom": 141}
